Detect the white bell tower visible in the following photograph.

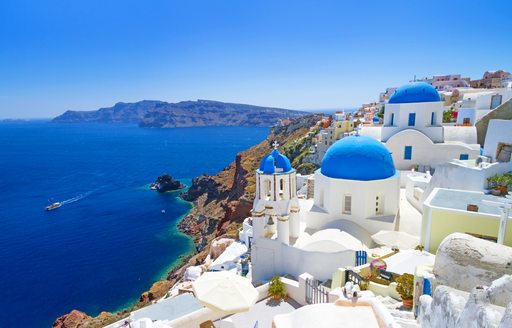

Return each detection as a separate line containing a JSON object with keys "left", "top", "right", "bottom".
{"left": 252, "top": 142, "right": 300, "bottom": 245}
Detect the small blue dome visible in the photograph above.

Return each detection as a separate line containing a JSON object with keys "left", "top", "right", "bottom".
{"left": 259, "top": 148, "right": 293, "bottom": 174}
{"left": 388, "top": 82, "right": 441, "bottom": 104}
{"left": 321, "top": 135, "right": 396, "bottom": 181}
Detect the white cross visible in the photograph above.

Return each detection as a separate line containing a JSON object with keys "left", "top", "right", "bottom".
{"left": 272, "top": 140, "right": 279, "bottom": 149}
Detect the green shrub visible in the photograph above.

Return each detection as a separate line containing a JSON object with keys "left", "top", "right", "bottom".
{"left": 395, "top": 273, "right": 414, "bottom": 300}
{"left": 268, "top": 276, "right": 285, "bottom": 298}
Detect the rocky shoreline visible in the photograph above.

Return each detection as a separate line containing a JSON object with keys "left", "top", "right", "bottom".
{"left": 53, "top": 114, "right": 321, "bottom": 328}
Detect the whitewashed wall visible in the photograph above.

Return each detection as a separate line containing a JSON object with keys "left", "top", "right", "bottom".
{"left": 483, "top": 119, "right": 512, "bottom": 160}
{"left": 310, "top": 171, "right": 399, "bottom": 235}
{"left": 385, "top": 129, "right": 480, "bottom": 170}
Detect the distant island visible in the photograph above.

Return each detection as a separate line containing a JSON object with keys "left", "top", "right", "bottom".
{"left": 52, "top": 99, "right": 308, "bottom": 128}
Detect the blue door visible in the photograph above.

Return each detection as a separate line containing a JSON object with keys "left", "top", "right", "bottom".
{"left": 408, "top": 113, "right": 416, "bottom": 126}
{"left": 404, "top": 146, "right": 412, "bottom": 160}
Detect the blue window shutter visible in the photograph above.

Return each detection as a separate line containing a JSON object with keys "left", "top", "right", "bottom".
{"left": 459, "top": 154, "right": 469, "bottom": 160}
{"left": 404, "top": 146, "right": 412, "bottom": 160}
{"left": 431, "top": 112, "right": 435, "bottom": 125}
{"left": 408, "top": 113, "right": 416, "bottom": 126}
{"left": 390, "top": 113, "right": 394, "bottom": 126}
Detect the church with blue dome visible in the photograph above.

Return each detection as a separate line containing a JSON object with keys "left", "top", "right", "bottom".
{"left": 363, "top": 81, "right": 480, "bottom": 170}
{"left": 246, "top": 137, "right": 401, "bottom": 282}
{"left": 321, "top": 135, "right": 396, "bottom": 181}
{"left": 311, "top": 134, "right": 401, "bottom": 237}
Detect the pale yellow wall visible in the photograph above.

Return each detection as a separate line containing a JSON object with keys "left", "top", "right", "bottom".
{"left": 333, "top": 121, "right": 355, "bottom": 139}
{"left": 427, "top": 208, "right": 512, "bottom": 253}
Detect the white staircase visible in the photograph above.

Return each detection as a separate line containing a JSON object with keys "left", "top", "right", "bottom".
{"left": 377, "top": 295, "right": 420, "bottom": 328}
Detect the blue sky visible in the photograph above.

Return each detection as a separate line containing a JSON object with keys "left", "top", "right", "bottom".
{"left": 1, "top": 0, "right": 511, "bottom": 118}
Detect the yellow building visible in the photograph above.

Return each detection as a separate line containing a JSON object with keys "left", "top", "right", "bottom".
{"left": 332, "top": 120, "right": 356, "bottom": 139}
{"left": 422, "top": 188, "right": 512, "bottom": 253}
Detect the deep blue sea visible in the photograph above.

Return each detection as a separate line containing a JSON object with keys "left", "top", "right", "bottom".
{"left": 0, "top": 121, "right": 268, "bottom": 327}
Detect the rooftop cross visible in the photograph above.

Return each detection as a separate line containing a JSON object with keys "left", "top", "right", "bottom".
{"left": 272, "top": 141, "right": 279, "bottom": 149}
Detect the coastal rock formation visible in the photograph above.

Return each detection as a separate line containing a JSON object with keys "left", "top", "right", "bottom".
{"left": 53, "top": 310, "right": 92, "bottom": 328}
{"left": 178, "top": 113, "right": 322, "bottom": 247}
{"left": 433, "top": 233, "right": 512, "bottom": 293}
{"left": 53, "top": 114, "right": 322, "bottom": 328}
{"left": 138, "top": 280, "right": 173, "bottom": 305}
{"left": 151, "top": 174, "right": 184, "bottom": 192}
{"left": 53, "top": 99, "right": 308, "bottom": 128}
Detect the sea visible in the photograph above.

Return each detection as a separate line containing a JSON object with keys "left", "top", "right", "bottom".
{"left": 0, "top": 121, "right": 269, "bottom": 327}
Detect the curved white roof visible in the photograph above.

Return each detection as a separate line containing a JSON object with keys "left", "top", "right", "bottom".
{"left": 295, "top": 229, "right": 364, "bottom": 253}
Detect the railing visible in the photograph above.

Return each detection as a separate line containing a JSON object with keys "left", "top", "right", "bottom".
{"left": 345, "top": 269, "right": 364, "bottom": 286}
{"left": 305, "top": 278, "right": 329, "bottom": 304}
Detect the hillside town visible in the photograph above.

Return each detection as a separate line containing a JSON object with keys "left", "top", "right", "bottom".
{"left": 62, "top": 70, "right": 512, "bottom": 328}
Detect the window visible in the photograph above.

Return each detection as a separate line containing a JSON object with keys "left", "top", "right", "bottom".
{"left": 279, "top": 179, "right": 284, "bottom": 200}
{"left": 343, "top": 195, "right": 352, "bottom": 214}
{"left": 490, "top": 95, "right": 503, "bottom": 109}
{"left": 463, "top": 117, "right": 471, "bottom": 125}
{"left": 404, "top": 146, "right": 412, "bottom": 160}
{"left": 390, "top": 113, "right": 394, "bottom": 126}
{"left": 459, "top": 154, "right": 469, "bottom": 160}
{"left": 430, "top": 112, "right": 435, "bottom": 125}
{"left": 408, "top": 113, "right": 416, "bottom": 126}
{"left": 264, "top": 179, "right": 271, "bottom": 198}
{"left": 318, "top": 189, "right": 324, "bottom": 207}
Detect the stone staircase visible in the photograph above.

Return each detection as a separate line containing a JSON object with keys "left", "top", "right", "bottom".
{"left": 376, "top": 295, "right": 420, "bottom": 328}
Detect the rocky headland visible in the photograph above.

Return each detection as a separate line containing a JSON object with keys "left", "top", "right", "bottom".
{"left": 150, "top": 174, "right": 185, "bottom": 193}
{"left": 52, "top": 99, "right": 308, "bottom": 128}
{"left": 53, "top": 114, "right": 322, "bottom": 328}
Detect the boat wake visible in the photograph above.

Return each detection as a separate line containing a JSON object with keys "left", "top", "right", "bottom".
{"left": 58, "top": 187, "right": 104, "bottom": 206}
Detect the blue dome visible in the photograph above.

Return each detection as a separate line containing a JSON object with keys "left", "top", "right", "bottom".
{"left": 321, "top": 135, "right": 396, "bottom": 181}
{"left": 259, "top": 148, "right": 293, "bottom": 174}
{"left": 388, "top": 82, "right": 441, "bottom": 104}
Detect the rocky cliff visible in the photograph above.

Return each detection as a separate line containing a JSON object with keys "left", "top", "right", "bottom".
{"left": 53, "top": 100, "right": 166, "bottom": 123}
{"left": 52, "top": 114, "right": 322, "bottom": 328}
{"left": 177, "top": 114, "right": 322, "bottom": 248}
{"left": 53, "top": 99, "right": 308, "bottom": 127}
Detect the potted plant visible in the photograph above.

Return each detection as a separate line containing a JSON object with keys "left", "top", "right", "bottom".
{"left": 269, "top": 276, "right": 285, "bottom": 301}
{"left": 395, "top": 273, "right": 414, "bottom": 309}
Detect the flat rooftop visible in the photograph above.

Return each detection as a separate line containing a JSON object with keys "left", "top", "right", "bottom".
{"left": 130, "top": 293, "right": 203, "bottom": 322}
{"left": 427, "top": 188, "right": 511, "bottom": 217}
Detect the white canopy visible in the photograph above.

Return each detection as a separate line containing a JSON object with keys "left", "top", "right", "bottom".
{"left": 192, "top": 271, "right": 258, "bottom": 314}
{"left": 371, "top": 230, "right": 420, "bottom": 250}
{"left": 383, "top": 250, "right": 435, "bottom": 275}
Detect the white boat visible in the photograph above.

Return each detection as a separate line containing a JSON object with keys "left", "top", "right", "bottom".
{"left": 46, "top": 202, "right": 61, "bottom": 211}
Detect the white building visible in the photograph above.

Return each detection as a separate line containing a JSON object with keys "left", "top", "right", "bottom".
{"left": 405, "top": 119, "right": 512, "bottom": 212}
{"left": 246, "top": 136, "right": 401, "bottom": 283}
{"left": 456, "top": 88, "right": 512, "bottom": 124}
{"left": 363, "top": 82, "right": 481, "bottom": 171}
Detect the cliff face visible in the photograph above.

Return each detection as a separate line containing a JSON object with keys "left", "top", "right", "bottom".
{"left": 53, "top": 99, "right": 307, "bottom": 127}
{"left": 53, "top": 114, "right": 322, "bottom": 328}
{"left": 178, "top": 114, "right": 322, "bottom": 247}
{"left": 53, "top": 100, "right": 166, "bottom": 123}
